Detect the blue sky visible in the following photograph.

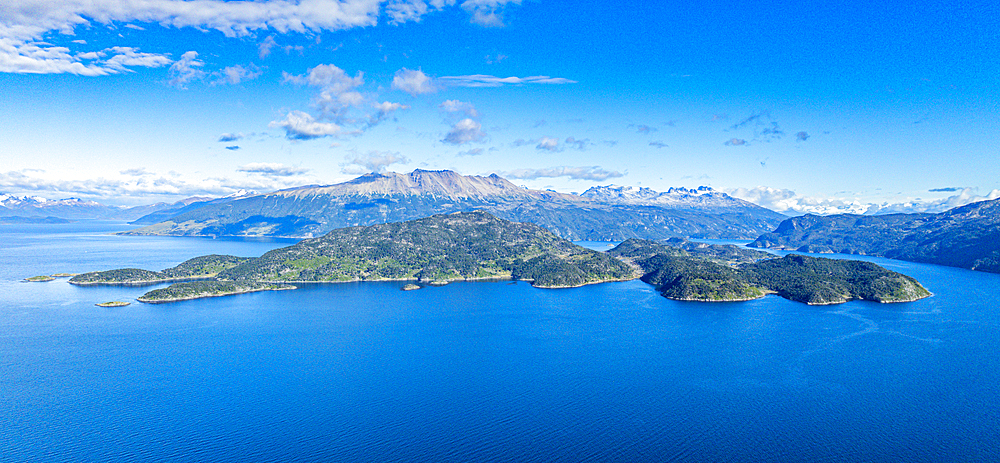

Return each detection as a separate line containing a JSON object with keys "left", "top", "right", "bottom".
{"left": 1, "top": 0, "right": 998, "bottom": 214}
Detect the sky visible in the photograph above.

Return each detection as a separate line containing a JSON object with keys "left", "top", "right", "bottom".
{"left": 1, "top": 0, "right": 998, "bottom": 214}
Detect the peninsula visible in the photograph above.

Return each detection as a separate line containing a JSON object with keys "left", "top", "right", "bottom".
{"left": 610, "top": 239, "right": 931, "bottom": 304}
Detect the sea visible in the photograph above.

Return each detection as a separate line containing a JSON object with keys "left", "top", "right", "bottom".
{"left": 1, "top": 222, "right": 998, "bottom": 462}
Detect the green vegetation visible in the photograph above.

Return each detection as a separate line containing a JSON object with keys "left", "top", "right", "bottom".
{"left": 69, "top": 255, "right": 250, "bottom": 286}
{"left": 610, "top": 239, "right": 930, "bottom": 304}
{"left": 24, "top": 275, "right": 55, "bottom": 282}
{"left": 218, "top": 211, "right": 637, "bottom": 288}
{"left": 137, "top": 281, "right": 295, "bottom": 303}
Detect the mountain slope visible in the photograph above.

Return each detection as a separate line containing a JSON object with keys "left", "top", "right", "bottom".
{"left": 749, "top": 197, "right": 1000, "bottom": 273}
{"left": 121, "top": 170, "right": 785, "bottom": 240}
{"left": 219, "top": 210, "right": 638, "bottom": 287}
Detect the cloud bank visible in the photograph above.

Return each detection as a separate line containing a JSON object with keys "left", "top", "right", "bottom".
{"left": 502, "top": 166, "right": 623, "bottom": 181}
{"left": 727, "top": 186, "right": 1000, "bottom": 216}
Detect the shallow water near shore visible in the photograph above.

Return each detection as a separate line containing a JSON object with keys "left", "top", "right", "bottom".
{"left": 2, "top": 222, "right": 999, "bottom": 461}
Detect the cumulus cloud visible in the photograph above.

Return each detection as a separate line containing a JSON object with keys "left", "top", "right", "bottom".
{"left": 269, "top": 110, "right": 346, "bottom": 140}
{"left": 536, "top": 137, "right": 559, "bottom": 151}
{"left": 649, "top": 141, "right": 668, "bottom": 149}
{"left": 502, "top": 166, "right": 624, "bottom": 181}
{"left": 439, "top": 99, "right": 479, "bottom": 118}
{"left": 284, "top": 63, "right": 365, "bottom": 120}
{"left": 443, "top": 118, "right": 487, "bottom": 145}
{"left": 392, "top": 68, "right": 436, "bottom": 95}
{"left": 214, "top": 63, "right": 262, "bottom": 85}
{"left": 167, "top": 51, "right": 204, "bottom": 88}
{"left": 369, "top": 101, "right": 409, "bottom": 125}
{"left": 796, "top": 131, "right": 810, "bottom": 141}
{"left": 237, "top": 162, "right": 309, "bottom": 177}
{"left": 725, "top": 138, "right": 748, "bottom": 146}
{"left": 438, "top": 74, "right": 577, "bottom": 87}
{"left": 341, "top": 150, "right": 409, "bottom": 174}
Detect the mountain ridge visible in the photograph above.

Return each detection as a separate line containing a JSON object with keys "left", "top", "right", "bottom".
{"left": 121, "top": 169, "right": 786, "bottom": 240}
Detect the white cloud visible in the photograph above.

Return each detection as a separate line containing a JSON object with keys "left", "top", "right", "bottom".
{"left": 438, "top": 74, "right": 577, "bottom": 87}
{"left": 439, "top": 99, "right": 479, "bottom": 118}
{"left": 284, "top": 63, "right": 365, "bottom": 119}
{"left": 461, "top": 0, "right": 522, "bottom": 27}
{"left": 0, "top": 0, "right": 527, "bottom": 75}
{"left": 457, "top": 148, "right": 484, "bottom": 156}
{"left": 502, "top": 166, "right": 624, "bottom": 181}
{"left": 0, "top": 168, "right": 284, "bottom": 202}
{"left": 258, "top": 35, "right": 278, "bottom": 59}
{"left": 341, "top": 150, "right": 409, "bottom": 174}
{"left": 392, "top": 68, "right": 436, "bottom": 95}
{"left": 269, "top": 110, "right": 346, "bottom": 140}
{"left": 237, "top": 162, "right": 309, "bottom": 177}
{"left": 167, "top": 50, "right": 204, "bottom": 88}
{"left": 536, "top": 137, "right": 559, "bottom": 151}
{"left": 103, "top": 46, "right": 172, "bottom": 71}
{"left": 369, "top": 101, "right": 409, "bottom": 125}
{"left": 443, "top": 118, "right": 486, "bottom": 145}
{"left": 214, "top": 63, "right": 262, "bottom": 85}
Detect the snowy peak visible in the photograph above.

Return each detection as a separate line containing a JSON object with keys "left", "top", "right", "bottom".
{"left": 579, "top": 184, "right": 756, "bottom": 210}
{"left": 274, "top": 169, "right": 560, "bottom": 201}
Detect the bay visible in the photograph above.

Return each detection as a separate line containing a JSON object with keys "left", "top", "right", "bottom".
{"left": 1, "top": 222, "right": 998, "bottom": 461}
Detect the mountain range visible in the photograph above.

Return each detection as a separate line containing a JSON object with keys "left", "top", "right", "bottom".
{"left": 749, "top": 197, "right": 1000, "bottom": 273}
{"left": 0, "top": 190, "right": 257, "bottom": 221}
{"left": 121, "top": 170, "right": 786, "bottom": 240}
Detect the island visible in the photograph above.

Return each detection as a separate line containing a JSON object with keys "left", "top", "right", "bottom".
{"left": 24, "top": 275, "right": 55, "bottom": 282}
{"left": 71, "top": 212, "right": 930, "bottom": 305}
{"left": 96, "top": 301, "right": 131, "bottom": 307}
{"left": 69, "top": 255, "right": 251, "bottom": 286}
{"left": 609, "top": 239, "right": 931, "bottom": 304}
{"left": 136, "top": 281, "right": 297, "bottom": 303}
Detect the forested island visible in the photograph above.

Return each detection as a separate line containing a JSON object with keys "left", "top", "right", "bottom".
{"left": 69, "top": 255, "right": 251, "bottom": 286}
{"left": 610, "top": 239, "right": 931, "bottom": 304}
{"left": 70, "top": 211, "right": 929, "bottom": 305}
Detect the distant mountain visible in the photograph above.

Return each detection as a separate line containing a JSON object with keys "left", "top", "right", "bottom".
{"left": 0, "top": 194, "right": 121, "bottom": 219}
{"left": 0, "top": 190, "right": 259, "bottom": 222}
{"left": 580, "top": 185, "right": 756, "bottom": 211}
{"left": 749, "top": 197, "right": 1000, "bottom": 273}
{"left": 129, "top": 191, "right": 257, "bottom": 225}
{"left": 122, "top": 170, "right": 786, "bottom": 240}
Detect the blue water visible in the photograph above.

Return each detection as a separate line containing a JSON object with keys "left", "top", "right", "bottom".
{"left": 2, "top": 223, "right": 999, "bottom": 461}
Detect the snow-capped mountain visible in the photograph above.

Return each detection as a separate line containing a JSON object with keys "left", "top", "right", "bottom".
{"left": 579, "top": 184, "right": 765, "bottom": 211}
